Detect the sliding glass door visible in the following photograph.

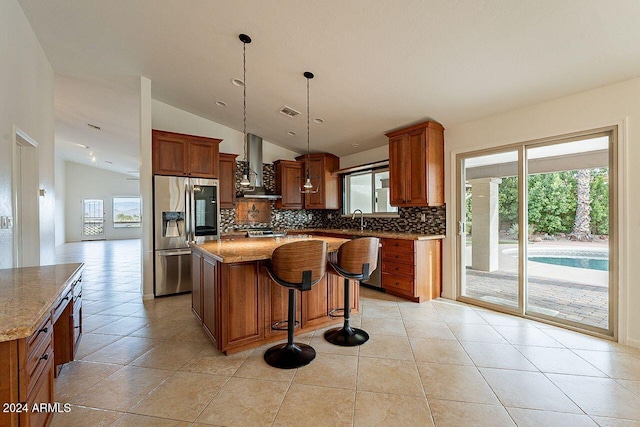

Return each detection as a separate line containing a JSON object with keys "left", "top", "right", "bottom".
{"left": 457, "top": 128, "right": 616, "bottom": 337}
{"left": 459, "top": 150, "right": 521, "bottom": 313}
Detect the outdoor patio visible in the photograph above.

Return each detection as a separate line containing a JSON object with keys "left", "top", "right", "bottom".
{"left": 463, "top": 241, "right": 609, "bottom": 330}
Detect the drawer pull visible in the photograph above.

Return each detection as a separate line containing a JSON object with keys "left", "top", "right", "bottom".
{"left": 395, "top": 282, "right": 399, "bottom": 286}
{"left": 63, "top": 296, "right": 70, "bottom": 301}
{"left": 74, "top": 326, "right": 81, "bottom": 329}
{"left": 39, "top": 353, "right": 49, "bottom": 361}
{"left": 37, "top": 327, "right": 48, "bottom": 335}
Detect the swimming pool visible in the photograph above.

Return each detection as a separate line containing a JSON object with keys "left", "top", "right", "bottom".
{"left": 503, "top": 247, "right": 609, "bottom": 271}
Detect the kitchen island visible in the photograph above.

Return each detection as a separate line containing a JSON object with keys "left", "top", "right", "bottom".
{"left": 191, "top": 236, "right": 355, "bottom": 354}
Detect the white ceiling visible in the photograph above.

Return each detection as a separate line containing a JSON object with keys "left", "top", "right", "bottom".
{"left": 18, "top": 0, "right": 640, "bottom": 174}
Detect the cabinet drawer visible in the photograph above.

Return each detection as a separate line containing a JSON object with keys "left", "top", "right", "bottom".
{"left": 21, "top": 354, "right": 54, "bottom": 427}
{"left": 52, "top": 288, "right": 72, "bottom": 323}
{"left": 72, "top": 299, "right": 82, "bottom": 354}
{"left": 381, "top": 238, "right": 414, "bottom": 253}
{"left": 25, "top": 339, "right": 53, "bottom": 398}
{"left": 26, "top": 316, "right": 52, "bottom": 361}
{"left": 73, "top": 276, "right": 82, "bottom": 299}
{"left": 382, "top": 273, "right": 414, "bottom": 295}
{"left": 382, "top": 249, "right": 414, "bottom": 266}
{"left": 381, "top": 259, "right": 415, "bottom": 278}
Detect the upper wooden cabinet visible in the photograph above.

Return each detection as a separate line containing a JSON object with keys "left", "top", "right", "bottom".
{"left": 219, "top": 153, "right": 238, "bottom": 209}
{"left": 295, "top": 153, "right": 341, "bottom": 210}
{"left": 274, "top": 159, "right": 303, "bottom": 209}
{"left": 152, "top": 129, "right": 221, "bottom": 178}
{"left": 386, "top": 121, "right": 444, "bottom": 207}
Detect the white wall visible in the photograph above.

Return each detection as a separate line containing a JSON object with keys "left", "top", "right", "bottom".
{"left": 151, "top": 100, "right": 301, "bottom": 162}
{"left": 443, "top": 77, "right": 639, "bottom": 347}
{"left": 54, "top": 156, "right": 66, "bottom": 246}
{"left": 64, "top": 162, "right": 141, "bottom": 242}
{"left": 0, "top": 0, "right": 55, "bottom": 267}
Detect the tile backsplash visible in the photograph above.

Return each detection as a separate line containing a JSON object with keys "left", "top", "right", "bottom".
{"left": 222, "top": 162, "right": 445, "bottom": 235}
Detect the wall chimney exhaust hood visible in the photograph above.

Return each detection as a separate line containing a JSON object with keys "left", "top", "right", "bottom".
{"left": 237, "top": 134, "right": 281, "bottom": 200}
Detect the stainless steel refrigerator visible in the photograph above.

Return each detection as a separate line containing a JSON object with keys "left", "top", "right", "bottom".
{"left": 153, "top": 175, "right": 220, "bottom": 296}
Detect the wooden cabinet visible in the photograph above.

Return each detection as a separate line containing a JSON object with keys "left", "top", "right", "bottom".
{"left": 152, "top": 129, "right": 221, "bottom": 178}
{"left": 191, "top": 249, "right": 355, "bottom": 355}
{"left": 381, "top": 238, "right": 442, "bottom": 302}
{"left": 219, "top": 153, "right": 238, "bottom": 209}
{"left": 0, "top": 314, "right": 55, "bottom": 427}
{"left": 295, "top": 153, "right": 341, "bottom": 209}
{"left": 191, "top": 250, "right": 203, "bottom": 322}
{"left": 274, "top": 160, "right": 304, "bottom": 209}
{"left": 386, "top": 121, "right": 444, "bottom": 207}
{"left": 202, "top": 257, "right": 219, "bottom": 346}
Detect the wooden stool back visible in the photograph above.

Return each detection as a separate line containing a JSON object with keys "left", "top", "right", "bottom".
{"left": 271, "top": 240, "right": 328, "bottom": 287}
{"left": 337, "top": 237, "right": 379, "bottom": 276}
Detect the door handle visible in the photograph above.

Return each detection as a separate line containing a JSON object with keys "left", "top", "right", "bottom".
{"left": 158, "top": 250, "right": 192, "bottom": 257}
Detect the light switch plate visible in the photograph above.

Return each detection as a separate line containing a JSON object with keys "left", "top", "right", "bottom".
{"left": 6, "top": 217, "right": 13, "bottom": 228}
{"left": 0, "top": 216, "right": 7, "bottom": 229}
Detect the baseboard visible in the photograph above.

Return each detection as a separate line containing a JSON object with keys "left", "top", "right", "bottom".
{"left": 626, "top": 337, "right": 640, "bottom": 349}
{"left": 142, "top": 293, "right": 155, "bottom": 300}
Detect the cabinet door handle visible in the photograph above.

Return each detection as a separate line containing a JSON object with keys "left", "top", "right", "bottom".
{"left": 37, "top": 327, "right": 48, "bottom": 335}
{"left": 39, "top": 353, "right": 49, "bottom": 361}
{"left": 74, "top": 326, "right": 81, "bottom": 329}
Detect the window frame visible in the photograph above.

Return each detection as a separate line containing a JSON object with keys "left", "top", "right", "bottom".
{"left": 112, "top": 196, "right": 142, "bottom": 228}
{"left": 342, "top": 166, "right": 399, "bottom": 217}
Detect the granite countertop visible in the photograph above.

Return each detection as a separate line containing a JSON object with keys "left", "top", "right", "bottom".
{"left": 0, "top": 263, "right": 84, "bottom": 342}
{"left": 290, "top": 228, "right": 446, "bottom": 241}
{"left": 193, "top": 235, "right": 349, "bottom": 263}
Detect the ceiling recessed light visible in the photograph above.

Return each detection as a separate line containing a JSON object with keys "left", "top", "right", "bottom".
{"left": 313, "top": 118, "right": 324, "bottom": 124}
{"left": 215, "top": 100, "right": 227, "bottom": 107}
{"left": 91, "top": 156, "right": 96, "bottom": 162}
{"left": 231, "top": 78, "right": 244, "bottom": 87}
{"left": 287, "top": 131, "right": 297, "bottom": 136}
{"left": 352, "top": 144, "right": 359, "bottom": 147}
{"left": 87, "top": 123, "right": 101, "bottom": 130}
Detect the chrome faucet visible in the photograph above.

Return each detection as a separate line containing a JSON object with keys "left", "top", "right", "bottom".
{"left": 351, "top": 209, "right": 365, "bottom": 232}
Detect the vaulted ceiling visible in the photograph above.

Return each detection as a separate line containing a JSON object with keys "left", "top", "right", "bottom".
{"left": 18, "top": 0, "right": 640, "bottom": 174}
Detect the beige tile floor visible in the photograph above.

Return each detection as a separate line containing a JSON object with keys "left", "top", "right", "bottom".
{"left": 52, "top": 240, "right": 640, "bottom": 426}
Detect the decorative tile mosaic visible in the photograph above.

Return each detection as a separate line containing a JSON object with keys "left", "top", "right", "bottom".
{"left": 221, "top": 161, "right": 446, "bottom": 235}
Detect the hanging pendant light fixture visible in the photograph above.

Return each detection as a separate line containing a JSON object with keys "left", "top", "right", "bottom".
{"left": 237, "top": 33, "right": 256, "bottom": 192}
{"left": 301, "top": 71, "right": 320, "bottom": 194}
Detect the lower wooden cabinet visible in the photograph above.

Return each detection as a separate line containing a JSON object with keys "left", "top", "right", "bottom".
{"left": 381, "top": 238, "right": 442, "bottom": 302}
{"left": 191, "top": 251, "right": 356, "bottom": 354}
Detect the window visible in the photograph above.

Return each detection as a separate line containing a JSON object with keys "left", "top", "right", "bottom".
{"left": 344, "top": 168, "right": 398, "bottom": 215}
{"left": 113, "top": 197, "right": 141, "bottom": 228}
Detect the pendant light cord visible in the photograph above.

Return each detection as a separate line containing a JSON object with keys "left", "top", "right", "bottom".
{"left": 243, "top": 39, "right": 247, "bottom": 164}
{"left": 306, "top": 75, "right": 311, "bottom": 178}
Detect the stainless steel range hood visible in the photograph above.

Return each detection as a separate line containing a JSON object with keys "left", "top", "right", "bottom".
{"left": 237, "top": 134, "right": 281, "bottom": 199}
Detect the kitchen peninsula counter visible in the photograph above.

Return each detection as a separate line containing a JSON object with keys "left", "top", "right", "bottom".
{"left": 0, "top": 263, "right": 84, "bottom": 427}
{"left": 191, "top": 236, "right": 355, "bottom": 354}
{"left": 194, "top": 235, "right": 349, "bottom": 263}
{"left": 0, "top": 263, "right": 84, "bottom": 342}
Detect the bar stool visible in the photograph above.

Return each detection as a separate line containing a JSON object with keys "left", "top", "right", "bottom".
{"left": 325, "top": 237, "right": 379, "bottom": 346}
{"left": 263, "top": 240, "right": 328, "bottom": 369}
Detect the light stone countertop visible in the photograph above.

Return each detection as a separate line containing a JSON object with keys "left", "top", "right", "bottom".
{"left": 290, "top": 228, "right": 446, "bottom": 241}
{"left": 193, "top": 235, "right": 349, "bottom": 263}
{"left": 0, "top": 263, "right": 84, "bottom": 342}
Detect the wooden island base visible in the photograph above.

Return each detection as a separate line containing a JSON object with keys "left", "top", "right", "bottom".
{"left": 191, "top": 237, "right": 357, "bottom": 355}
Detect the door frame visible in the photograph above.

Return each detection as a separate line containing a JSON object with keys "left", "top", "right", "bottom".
{"left": 455, "top": 125, "right": 618, "bottom": 340}
{"left": 12, "top": 125, "right": 40, "bottom": 268}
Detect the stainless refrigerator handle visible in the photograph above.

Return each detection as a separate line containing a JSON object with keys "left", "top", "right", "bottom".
{"left": 189, "top": 180, "right": 197, "bottom": 244}
{"left": 185, "top": 178, "right": 192, "bottom": 244}
{"left": 158, "top": 249, "right": 192, "bottom": 256}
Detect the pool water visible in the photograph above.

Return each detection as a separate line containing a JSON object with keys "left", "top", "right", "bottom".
{"left": 528, "top": 256, "right": 609, "bottom": 271}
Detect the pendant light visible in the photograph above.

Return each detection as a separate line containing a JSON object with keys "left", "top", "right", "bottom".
{"left": 237, "top": 33, "right": 256, "bottom": 192}
{"left": 301, "top": 71, "right": 320, "bottom": 194}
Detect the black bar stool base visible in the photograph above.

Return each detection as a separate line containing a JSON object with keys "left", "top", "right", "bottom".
{"left": 264, "top": 343, "right": 316, "bottom": 369}
{"left": 324, "top": 326, "right": 369, "bottom": 347}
